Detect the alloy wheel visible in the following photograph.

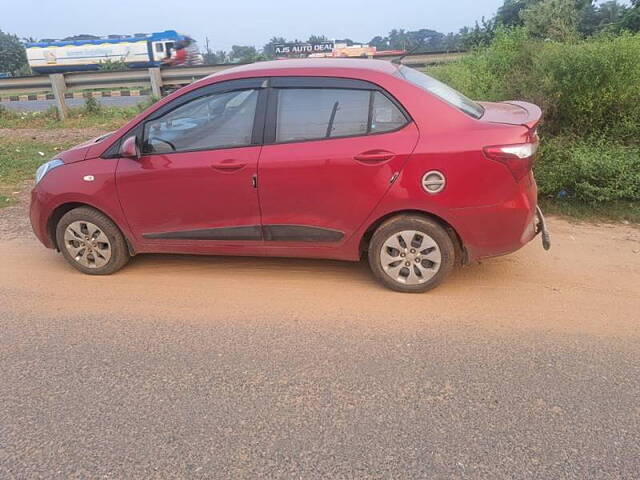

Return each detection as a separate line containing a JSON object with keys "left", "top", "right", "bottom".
{"left": 379, "top": 230, "right": 442, "bottom": 285}
{"left": 63, "top": 221, "right": 112, "bottom": 269}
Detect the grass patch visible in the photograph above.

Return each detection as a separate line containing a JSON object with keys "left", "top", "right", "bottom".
{"left": 541, "top": 198, "right": 640, "bottom": 225}
{"left": 0, "top": 96, "right": 159, "bottom": 208}
{"left": 0, "top": 97, "right": 158, "bottom": 131}
{"left": 0, "top": 139, "right": 74, "bottom": 207}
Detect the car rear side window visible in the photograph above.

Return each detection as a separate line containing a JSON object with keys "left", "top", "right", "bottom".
{"left": 275, "top": 88, "right": 408, "bottom": 143}
{"left": 276, "top": 88, "right": 369, "bottom": 142}
{"left": 370, "top": 91, "right": 407, "bottom": 134}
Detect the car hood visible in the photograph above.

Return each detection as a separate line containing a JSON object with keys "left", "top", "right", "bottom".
{"left": 478, "top": 101, "right": 542, "bottom": 131}
{"left": 56, "top": 131, "right": 115, "bottom": 164}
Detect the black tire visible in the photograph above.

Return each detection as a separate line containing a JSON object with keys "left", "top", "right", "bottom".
{"left": 55, "top": 207, "right": 130, "bottom": 275}
{"left": 368, "top": 215, "right": 455, "bottom": 293}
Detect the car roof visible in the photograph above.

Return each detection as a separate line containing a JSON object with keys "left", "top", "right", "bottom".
{"left": 204, "top": 58, "right": 401, "bottom": 83}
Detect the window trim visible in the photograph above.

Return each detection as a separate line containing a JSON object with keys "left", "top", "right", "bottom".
{"left": 145, "top": 78, "right": 267, "bottom": 121}
{"left": 263, "top": 76, "right": 412, "bottom": 146}
{"left": 103, "top": 76, "right": 413, "bottom": 158}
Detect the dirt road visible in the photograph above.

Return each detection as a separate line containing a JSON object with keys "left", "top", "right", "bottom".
{"left": 1, "top": 213, "right": 638, "bottom": 335}
{"left": 1, "top": 211, "right": 639, "bottom": 478}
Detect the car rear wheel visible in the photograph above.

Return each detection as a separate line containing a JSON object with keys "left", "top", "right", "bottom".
{"left": 368, "top": 215, "right": 455, "bottom": 293}
{"left": 55, "top": 207, "right": 130, "bottom": 275}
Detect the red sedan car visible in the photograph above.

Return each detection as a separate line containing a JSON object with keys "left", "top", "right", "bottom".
{"left": 30, "top": 59, "right": 549, "bottom": 292}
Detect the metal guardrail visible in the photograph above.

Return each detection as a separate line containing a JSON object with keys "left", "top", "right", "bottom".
{"left": 0, "top": 65, "right": 233, "bottom": 95}
{"left": 0, "top": 52, "right": 465, "bottom": 119}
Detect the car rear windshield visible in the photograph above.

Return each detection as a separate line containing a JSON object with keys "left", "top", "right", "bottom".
{"left": 396, "top": 66, "right": 484, "bottom": 119}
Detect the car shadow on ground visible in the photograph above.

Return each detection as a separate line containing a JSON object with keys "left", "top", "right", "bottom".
{"left": 114, "top": 250, "right": 523, "bottom": 293}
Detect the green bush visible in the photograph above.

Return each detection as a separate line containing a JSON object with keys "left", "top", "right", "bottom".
{"left": 429, "top": 29, "right": 640, "bottom": 140}
{"left": 83, "top": 95, "right": 101, "bottom": 114}
{"left": 428, "top": 29, "right": 640, "bottom": 210}
{"left": 536, "top": 137, "right": 640, "bottom": 204}
{"left": 98, "top": 59, "right": 129, "bottom": 71}
{"left": 136, "top": 95, "right": 160, "bottom": 112}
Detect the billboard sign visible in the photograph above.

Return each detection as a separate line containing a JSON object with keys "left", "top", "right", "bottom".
{"left": 274, "top": 42, "right": 334, "bottom": 56}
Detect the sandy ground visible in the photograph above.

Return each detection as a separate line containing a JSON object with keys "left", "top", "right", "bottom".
{"left": 1, "top": 206, "right": 638, "bottom": 337}
{"left": 1, "top": 194, "right": 640, "bottom": 477}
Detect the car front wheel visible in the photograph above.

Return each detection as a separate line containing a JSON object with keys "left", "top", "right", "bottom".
{"left": 55, "top": 207, "right": 130, "bottom": 275}
{"left": 368, "top": 215, "right": 455, "bottom": 293}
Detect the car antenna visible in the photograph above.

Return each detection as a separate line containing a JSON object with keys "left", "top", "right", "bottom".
{"left": 391, "top": 45, "right": 422, "bottom": 65}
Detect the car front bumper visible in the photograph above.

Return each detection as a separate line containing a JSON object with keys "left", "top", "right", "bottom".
{"left": 30, "top": 188, "right": 55, "bottom": 249}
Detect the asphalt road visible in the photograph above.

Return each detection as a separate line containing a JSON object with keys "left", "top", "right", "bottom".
{"left": 0, "top": 96, "right": 149, "bottom": 112}
{"left": 1, "top": 215, "right": 639, "bottom": 479}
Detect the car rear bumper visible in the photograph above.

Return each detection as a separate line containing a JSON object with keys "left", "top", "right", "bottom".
{"left": 450, "top": 177, "right": 540, "bottom": 262}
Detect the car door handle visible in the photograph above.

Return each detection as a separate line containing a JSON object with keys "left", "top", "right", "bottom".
{"left": 354, "top": 150, "right": 396, "bottom": 164}
{"left": 211, "top": 160, "right": 247, "bottom": 172}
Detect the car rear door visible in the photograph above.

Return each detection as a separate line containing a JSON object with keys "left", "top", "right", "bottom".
{"left": 256, "top": 77, "right": 419, "bottom": 245}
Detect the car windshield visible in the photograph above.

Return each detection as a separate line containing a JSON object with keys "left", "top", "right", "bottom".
{"left": 396, "top": 66, "right": 484, "bottom": 119}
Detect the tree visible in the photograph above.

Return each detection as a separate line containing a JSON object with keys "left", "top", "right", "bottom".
{"left": 307, "top": 34, "right": 329, "bottom": 44}
{"left": 369, "top": 35, "right": 390, "bottom": 50}
{"left": 263, "top": 36, "right": 287, "bottom": 59}
{"left": 229, "top": 45, "right": 258, "bottom": 63}
{"left": 521, "top": 0, "right": 582, "bottom": 41}
{"left": 214, "top": 50, "right": 228, "bottom": 64}
{"left": 580, "top": 0, "right": 629, "bottom": 34}
{"left": 596, "top": 0, "right": 627, "bottom": 23}
{"left": 496, "top": 0, "right": 538, "bottom": 26}
{"left": 202, "top": 38, "right": 227, "bottom": 64}
{"left": 334, "top": 38, "right": 356, "bottom": 46}
{"left": 459, "top": 18, "right": 496, "bottom": 48}
{"left": 620, "top": 0, "right": 640, "bottom": 31}
{"left": 369, "top": 28, "right": 457, "bottom": 52}
{"left": 0, "top": 30, "right": 28, "bottom": 75}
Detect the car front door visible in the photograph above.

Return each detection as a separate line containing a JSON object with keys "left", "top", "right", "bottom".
{"left": 115, "top": 79, "right": 267, "bottom": 248}
{"left": 256, "top": 77, "right": 419, "bottom": 247}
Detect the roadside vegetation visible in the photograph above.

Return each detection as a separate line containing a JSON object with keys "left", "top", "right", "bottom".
{"left": 0, "top": 139, "right": 75, "bottom": 206}
{"left": 428, "top": 28, "right": 640, "bottom": 223}
{"left": 0, "top": 97, "right": 156, "bottom": 207}
{"left": 1, "top": 0, "right": 639, "bottom": 221}
{"left": 0, "top": 96, "right": 155, "bottom": 130}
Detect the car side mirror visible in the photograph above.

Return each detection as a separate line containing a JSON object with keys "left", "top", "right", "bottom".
{"left": 120, "top": 136, "right": 140, "bottom": 159}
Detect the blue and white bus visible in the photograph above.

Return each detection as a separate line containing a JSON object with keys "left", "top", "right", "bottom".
{"left": 26, "top": 30, "right": 192, "bottom": 73}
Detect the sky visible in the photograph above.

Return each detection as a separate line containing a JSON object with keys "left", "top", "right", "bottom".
{"left": 3, "top": 0, "right": 506, "bottom": 51}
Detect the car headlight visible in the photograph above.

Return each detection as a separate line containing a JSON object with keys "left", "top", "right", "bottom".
{"left": 35, "top": 159, "right": 64, "bottom": 184}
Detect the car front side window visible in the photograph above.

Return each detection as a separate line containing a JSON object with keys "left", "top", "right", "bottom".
{"left": 142, "top": 89, "right": 259, "bottom": 154}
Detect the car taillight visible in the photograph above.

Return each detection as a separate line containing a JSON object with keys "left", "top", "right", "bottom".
{"left": 483, "top": 141, "right": 539, "bottom": 181}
